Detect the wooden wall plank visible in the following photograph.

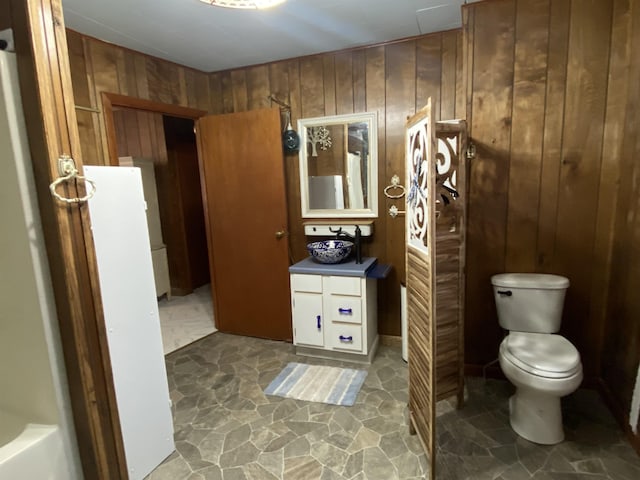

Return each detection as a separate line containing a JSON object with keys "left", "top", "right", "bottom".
{"left": 352, "top": 50, "right": 366, "bottom": 113}
{"left": 416, "top": 35, "right": 443, "bottom": 120}
{"left": 465, "top": 0, "right": 516, "bottom": 366}
{"left": 322, "top": 55, "right": 336, "bottom": 115}
{"left": 504, "top": 0, "right": 550, "bottom": 272}
{"left": 146, "top": 57, "right": 172, "bottom": 104}
{"left": 602, "top": 0, "right": 640, "bottom": 452}
{"left": 299, "top": 57, "right": 325, "bottom": 117}
{"left": 220, "top": 71, "right": 235, "bottom": 113}
{"left": 364, "top": 45, "right": 390, "bottom": 333}
{"left": 246, "top": 65, "right": 270, "bottom": 110}
{"left": 384, "top": 41, "right": 417, "bottom": 336}
{"left": 268, "top": 62, "right": 290, "bottom": 109}
{"left": 590, "top": 0, "right": 631, "bottom": 374}
{"left": 208, "top": 72, "right": 224, "bottom": 114}
{"left": 87, "top": 38, "right": 122, "bottom": 165}
{"left": 554, "top": 0, "right": 612, "bottom": 376}
{"left": 441, "top": 30, "right": 459, "bottom": 120}
{"left": 230, "top": 69, "right": 248, "bottom": 112}
{"left": 286, "top": 60, "right": 305, "bottom": 261}
{"left": 133, "top": 54, "right": 149, "bottom": 99}
{"left": 122, "top": 51, "right": 139, "bottom": 98}
{"left": 335, "top": 52, "right": 354, "bottom": 114}
{"left": 66, "top": 31, "right": 101, "bottom": 165}
{"left": 0, "top": 2, "right": 10, "bottom": 29}
{"left": 536, "top": 0, "right": 570, "bottom": 272}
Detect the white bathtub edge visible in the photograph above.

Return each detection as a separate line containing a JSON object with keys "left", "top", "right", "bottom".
{"left": 0, "top": 423, "right": 71, "bottom": 480}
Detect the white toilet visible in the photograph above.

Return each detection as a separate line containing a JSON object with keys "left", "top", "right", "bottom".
{"left": 492, "top": 273, "right": 583, "bottom": 445}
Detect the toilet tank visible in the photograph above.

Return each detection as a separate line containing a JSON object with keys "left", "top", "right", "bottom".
{"left": 491, "top": 273, "right": 570, "bottom": 333}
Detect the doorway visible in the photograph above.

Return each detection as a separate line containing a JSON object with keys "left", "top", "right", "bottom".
{"left": 103, "top": 94, "right": 293, "bottom": 345}
{"left": 108, "top": 100, "right": 215, "bottom": 353}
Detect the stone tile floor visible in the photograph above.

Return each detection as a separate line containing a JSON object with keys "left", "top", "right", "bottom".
{"left": 147, "top": 333, "right": 640, "bottom": 479}
{"left": 158, "top": 284, "right": 216, "bottom": 354}
{"left": 436, "top": 378, "right": 640, "bottom": 479}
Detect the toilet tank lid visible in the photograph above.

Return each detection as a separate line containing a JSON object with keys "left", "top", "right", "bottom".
{"left": 491, "top": 273, "right": 569, "bottom": 289}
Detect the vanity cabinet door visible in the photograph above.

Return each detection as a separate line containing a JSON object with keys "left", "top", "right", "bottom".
{"left": 292, "top": 292, "right": 324, "bottom": 347}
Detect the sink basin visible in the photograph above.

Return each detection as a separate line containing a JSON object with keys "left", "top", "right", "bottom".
{"left": 307, "top": 240, "right": 354, "bottom": 264}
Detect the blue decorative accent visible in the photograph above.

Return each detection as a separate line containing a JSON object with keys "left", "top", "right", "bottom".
{"left": 306, "top": 240, "right": 354, "bottom": 264}
{"left": 338, "top": 308, "right": 353, "bottom": 315}
{"left": 316, "top": 315, "right": 321, "bottom": 329}
{"left": 339, "top": 335, "right": 353, "bottom": 342}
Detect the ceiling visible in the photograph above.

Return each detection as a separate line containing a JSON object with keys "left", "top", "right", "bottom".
{"left": 61, "top": 0, "right": 479, "bottom": 72}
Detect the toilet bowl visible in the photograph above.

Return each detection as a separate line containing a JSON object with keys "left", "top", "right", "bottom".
{"left": 491, "top": 273, "right": 583, "bottom": 445}
{"left": 499, "top": 332, "right": 582, "bottom": 444}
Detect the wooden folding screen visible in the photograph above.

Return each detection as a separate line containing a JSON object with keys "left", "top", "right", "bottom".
{"left": 434, "top": 121, "right": 467, "bottom": 406}
{"left": 406, "top": 100, "right": 437, "bottom": 480}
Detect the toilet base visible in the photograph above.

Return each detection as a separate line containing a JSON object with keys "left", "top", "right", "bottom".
{"left": 509, "top": 389, "right": 564, "bottom": 445}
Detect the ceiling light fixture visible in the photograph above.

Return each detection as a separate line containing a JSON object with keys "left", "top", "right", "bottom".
{"left": 199, "top": 0, "right": 286, "bottom": 9}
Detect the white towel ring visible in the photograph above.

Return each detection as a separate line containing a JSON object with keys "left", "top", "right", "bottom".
{"left": 49, "top": 155, "right": 96, "bottom": 204}
{"left": 383, "top": 174, "right": 406, "bottom": 199}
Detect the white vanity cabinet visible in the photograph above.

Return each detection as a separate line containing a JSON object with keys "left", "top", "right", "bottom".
{"left": 290, "top": 257, "right": 378, "bottom": 363}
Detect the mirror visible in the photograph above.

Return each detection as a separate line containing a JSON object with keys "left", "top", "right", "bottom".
{"left": 298, "top": 112, "right": 378, "bottom": 218}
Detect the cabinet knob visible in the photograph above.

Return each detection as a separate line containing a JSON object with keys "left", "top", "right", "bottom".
{"left": 316, "top": 315, "right": 321, "bottom": 329}
{"left": 339, "top": 335, "right": 353, "bottom": 343}
{"left": 338, "top": 308, "right": 353, "bottom": 315}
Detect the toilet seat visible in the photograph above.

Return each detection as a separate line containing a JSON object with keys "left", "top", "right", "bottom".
{"left": 501, "top": 332, "right": 581, "bottom": 379}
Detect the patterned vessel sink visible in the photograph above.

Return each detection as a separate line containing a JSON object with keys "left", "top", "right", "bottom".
{"left": 307, "top": 240, "right": 354, "bottom": 264}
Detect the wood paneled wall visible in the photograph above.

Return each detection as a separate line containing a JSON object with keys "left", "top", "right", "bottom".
{"left": 66, "top": 28, "right": 465, "bottom": 336}
{"left": 0, "top": 3, "right": 10, "bottom": 30}
{"left": 464, "top": 0, "right": 640, "bottom": 449}
{"left": 464, "top": 0, "right": 613, "bottom": 377}
{"left": 601, "top": 0, "right": 640, "bottom": 450}
{"left": 66, "top": 29, "right": 212, "bottom": 168}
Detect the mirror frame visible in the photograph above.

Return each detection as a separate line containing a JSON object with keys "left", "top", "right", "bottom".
{"left": 298, "top": 112, "right": 378, "bottom": 218}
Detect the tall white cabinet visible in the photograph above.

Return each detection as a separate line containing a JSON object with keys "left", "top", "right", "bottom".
{"left": 119, "top": 156, "right": 170, "bottom": 299}
{"left": 290, "top": 257, "right": 378, "bottom": 363}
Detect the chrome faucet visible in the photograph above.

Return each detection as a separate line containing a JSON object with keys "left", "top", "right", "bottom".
{"left": 330, "top": 226, "right": 362, "bottom": 264}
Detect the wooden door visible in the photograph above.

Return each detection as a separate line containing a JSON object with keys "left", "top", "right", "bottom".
{"left": 406, "top": 100, "right": 437, "bottom": 480}
{"left": 197, "top": 108, "right": 292, "bottom": 341}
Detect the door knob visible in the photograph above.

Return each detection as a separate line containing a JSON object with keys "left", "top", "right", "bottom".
{"left": 275, "top": 230, "right": 288, "bottom": 239}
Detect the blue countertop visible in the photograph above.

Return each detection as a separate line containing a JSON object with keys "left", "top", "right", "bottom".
{"left": 289, "top": 256, "right": 377, "bottom": 277}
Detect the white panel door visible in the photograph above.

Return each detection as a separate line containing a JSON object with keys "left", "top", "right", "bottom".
{"left": 84, "top": 166, "right": 174, "bottom": 480}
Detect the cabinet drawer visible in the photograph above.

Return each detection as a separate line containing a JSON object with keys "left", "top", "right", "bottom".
{"left": 327, "top": 295, "right": 362, "bottom": 324}
{"left": 291, "top": 274, "right": 322, "bottom": 293}
{"left": 325, "top": 276, "right": 361, "bottom": 296}
{"left": 326, "top": 323, "right": 363, "bottom": 352}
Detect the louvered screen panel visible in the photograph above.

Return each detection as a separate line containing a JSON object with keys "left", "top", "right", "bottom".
{"left": 405, "top": 100, "right": 436, "bottom": 480}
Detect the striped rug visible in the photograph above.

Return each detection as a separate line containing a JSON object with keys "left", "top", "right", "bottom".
{"left": 264, "top": 362, "right": 367, "bottom": 406}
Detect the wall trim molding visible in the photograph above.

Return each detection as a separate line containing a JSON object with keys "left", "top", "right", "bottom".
{"left": 379, "top": 334, "right": 402, "bottom": 348}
